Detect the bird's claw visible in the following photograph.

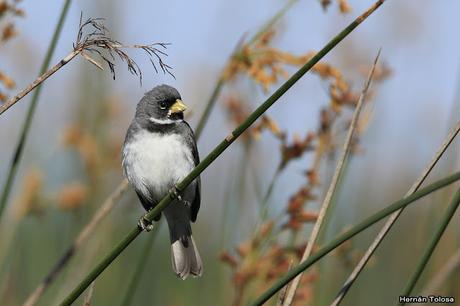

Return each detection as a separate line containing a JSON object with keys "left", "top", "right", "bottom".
{"left": 169, "top": 185, "right": 190, "bottom": 207}
{"left": 138, "top": 215, "right": 154, "bottom": 232}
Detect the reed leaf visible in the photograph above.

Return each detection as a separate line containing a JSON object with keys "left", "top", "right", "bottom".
{"left": 397, "top": 186, "right": 460, "bottom": 305}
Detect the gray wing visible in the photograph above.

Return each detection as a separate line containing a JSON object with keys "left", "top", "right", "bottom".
{"left": 183, "top": 122, "right": 201, "bottom": 222}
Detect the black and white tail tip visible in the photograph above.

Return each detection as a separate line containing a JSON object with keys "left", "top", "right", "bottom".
{"left": 170, "top": 236, "right": 203, "bottom": 280}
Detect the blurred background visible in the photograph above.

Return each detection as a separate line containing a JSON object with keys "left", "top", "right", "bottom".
{"left": 1, "top": 0, "right": 460, "bottom": 305}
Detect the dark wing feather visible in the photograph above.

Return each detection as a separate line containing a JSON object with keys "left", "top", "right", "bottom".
{"left": 183, "top": 122, "right": 201, "bottom": 222}
{"left": 135, "top": 190, "right": 161, "bottom": 221}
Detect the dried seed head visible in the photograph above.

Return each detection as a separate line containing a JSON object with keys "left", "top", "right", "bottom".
{"left": 223, "top": 30, "right": 314, "bottom": 92}
{"left": 236, "top": 242, "right": 252, "bottom": 258}
{"left": 280, "top": 132, "right": 315, "bottom": 169}
{"left": 219, "top": 251, "right": 239, "bottom": 268}
{"left": 1, "top": 23, "right": 16, "bottom": 41}
{"left": 251, "top": 115, "right": 283, "bottom": 140}
{"left": 15, "top": 169, "right": 43, "bottom": 218}
{"left": 62, "top": 125, "right": 101, "bottom": 178}
{"left": 299, "top": 211, "right": 319, "bottom": 223}
{"left": 0, "top": 90, "right": 7, "bottom": 102}
{"left": 225, "top": 96, "right": 251, "bottom": 127}
{"left": 321, "top": 0, "right": 351, "bottom": 14}
{"left": 0, "top": 1, "right": 23, "bottom": 105}
{"left": 74, "top": 14, "right": 173, "bottom": 84}
{"left": 57, "top": 183, "right": 88, "bottom": 211}
{"left": 259, "top": 220, "right": 274, "bottom": 238}
{"left": 0, "top": 70, "right": 15, "bottom": 89}
{"left": 338, "top": 0, "right": 352, "bottom": 13}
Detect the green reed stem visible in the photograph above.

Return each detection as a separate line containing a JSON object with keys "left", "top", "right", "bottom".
{"left": 58, "top": 2, "right": 385, "bottom": 304}
{"left": 0, "top": 0, "right": 73, "bottom": 220}
{"left": 119, "top": 223, "right": 160, "bottom": 306}
{"left": 397, "top": 186, "right": 460, "bottom": 306}
{"left": 250, "top": 171, "right": 460, "bottom": 306}
{"left": 194, "top": 78, "right": 225, "bottom": 139}
{"left": 259, "top": 164, "right": 282, "bottom": 221}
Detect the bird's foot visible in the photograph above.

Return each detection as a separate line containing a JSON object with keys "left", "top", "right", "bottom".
{"left": 138, "top": 215, "right": 154, "bottom": 232}
{"left": 169, "top": 185, "right": 190, "bottom": 207}
{"left": 169, "top": 185, "right": 182, "bottom": 201}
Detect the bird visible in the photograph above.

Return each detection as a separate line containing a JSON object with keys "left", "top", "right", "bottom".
{"left": 122, "top": 84, "right": 202, "bottom": 279}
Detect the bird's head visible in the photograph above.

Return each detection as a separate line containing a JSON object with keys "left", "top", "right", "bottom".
{"left": 135, "top": 84, "right": 188, "bottom": 124}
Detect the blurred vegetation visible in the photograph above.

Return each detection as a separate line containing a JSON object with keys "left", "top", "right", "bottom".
{"left": 1, "top": 0, "right": 460, "bottom": 306}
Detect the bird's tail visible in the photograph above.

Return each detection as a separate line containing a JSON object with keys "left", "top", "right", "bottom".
{"left": 170, "top": 235, "right": 203, "bottom": 279}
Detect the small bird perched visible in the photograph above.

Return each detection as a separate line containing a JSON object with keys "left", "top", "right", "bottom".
{"left": 122, "top": 84, "right": 202, "bottom": 279}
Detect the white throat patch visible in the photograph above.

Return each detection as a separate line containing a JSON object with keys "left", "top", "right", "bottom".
{"left": 149, "top": 117, "right": 182, "bottom": 125}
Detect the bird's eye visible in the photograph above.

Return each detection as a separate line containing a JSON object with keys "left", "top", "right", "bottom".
{"left": 159, "top": 102, "right": 167, "bottom": 110}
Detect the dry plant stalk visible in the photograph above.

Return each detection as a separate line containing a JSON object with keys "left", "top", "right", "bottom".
{"left": 82, "top": 282, "right": 95, "bottom": 306}
{"left": 0, "top": 0, "right": 24, "bottom": 45}
{"left": 0, "top": 14, "right": 172, "bottom": 115}
{"left": 282, "top": 49, "right": 382, "bottom": 306}
{"left": 320, "top": 0, "right": 352, "bottom": 13}
{"left": 224, "top": 95, "right": 284, "bottom": 143}
{"left": 331, "top": 121, "right": 460, "bottom": 306}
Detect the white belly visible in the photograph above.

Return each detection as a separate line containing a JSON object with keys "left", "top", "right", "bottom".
{"left": 122, "top": 130, "right": 194, "bottom": 199}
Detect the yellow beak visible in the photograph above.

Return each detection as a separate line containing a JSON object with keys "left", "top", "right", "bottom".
{"left": 170, "top": 99, "right": 187, "bottom": 114}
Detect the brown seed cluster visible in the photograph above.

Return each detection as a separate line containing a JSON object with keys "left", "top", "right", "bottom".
{"left": 225, "top": 96, "right": 251, "bottom": 129}
{"left": 221, "top": 27, "right": 381, "bottom": 152}
{"left": 60, "top": 96, "right": 125, "bottom": 182}
{"left": 280, "top": 132, "right": 315, "bottom": 169}
{"left": 224, "top": 95, "right": 282, "bottom": 143}
{"left": 62, "top": 124, "right": 102, "bottom": 179}
{"left": 12, "top": 98, "right": 126, "bottom": 218}
{"left": 251, "top": 115, "right": 283, "bottom": 140}
{"left": 57, "top": 183, "right": 88, "bottom": 211}
{"left": 321, "top": 0, "right": 352, "bottom": 13}
{"left": 0, "top": 1, "right": 24, "bottom": 35}
{"left": 0, "top": 0, "right": 23, "bottom": 102}
{"left": 220, "top": 221, "right": 318, "bottom": 306}
{"left": 15, "top": 169, "right": 43, "bottom": 218}
{"left": 223, "top": 30, "right": 312, "bottom": 92}
{"left": 284, "top": 186, "right": 318, "bottom": 231}
{"left": 0, "top": 70, "right": 14, "bottom": 88}
{"left": 0, "top": 0, "right": 24, "bottom": 17}
{"left": 222, "top": 26, "right": 360, "bottom": 94}
{"left": 62, "top": 106, "right": 125, "bottom": 184}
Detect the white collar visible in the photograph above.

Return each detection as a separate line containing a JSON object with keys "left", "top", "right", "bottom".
{"left": 149, "top": 117, "right": 182, "bottom": 125}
